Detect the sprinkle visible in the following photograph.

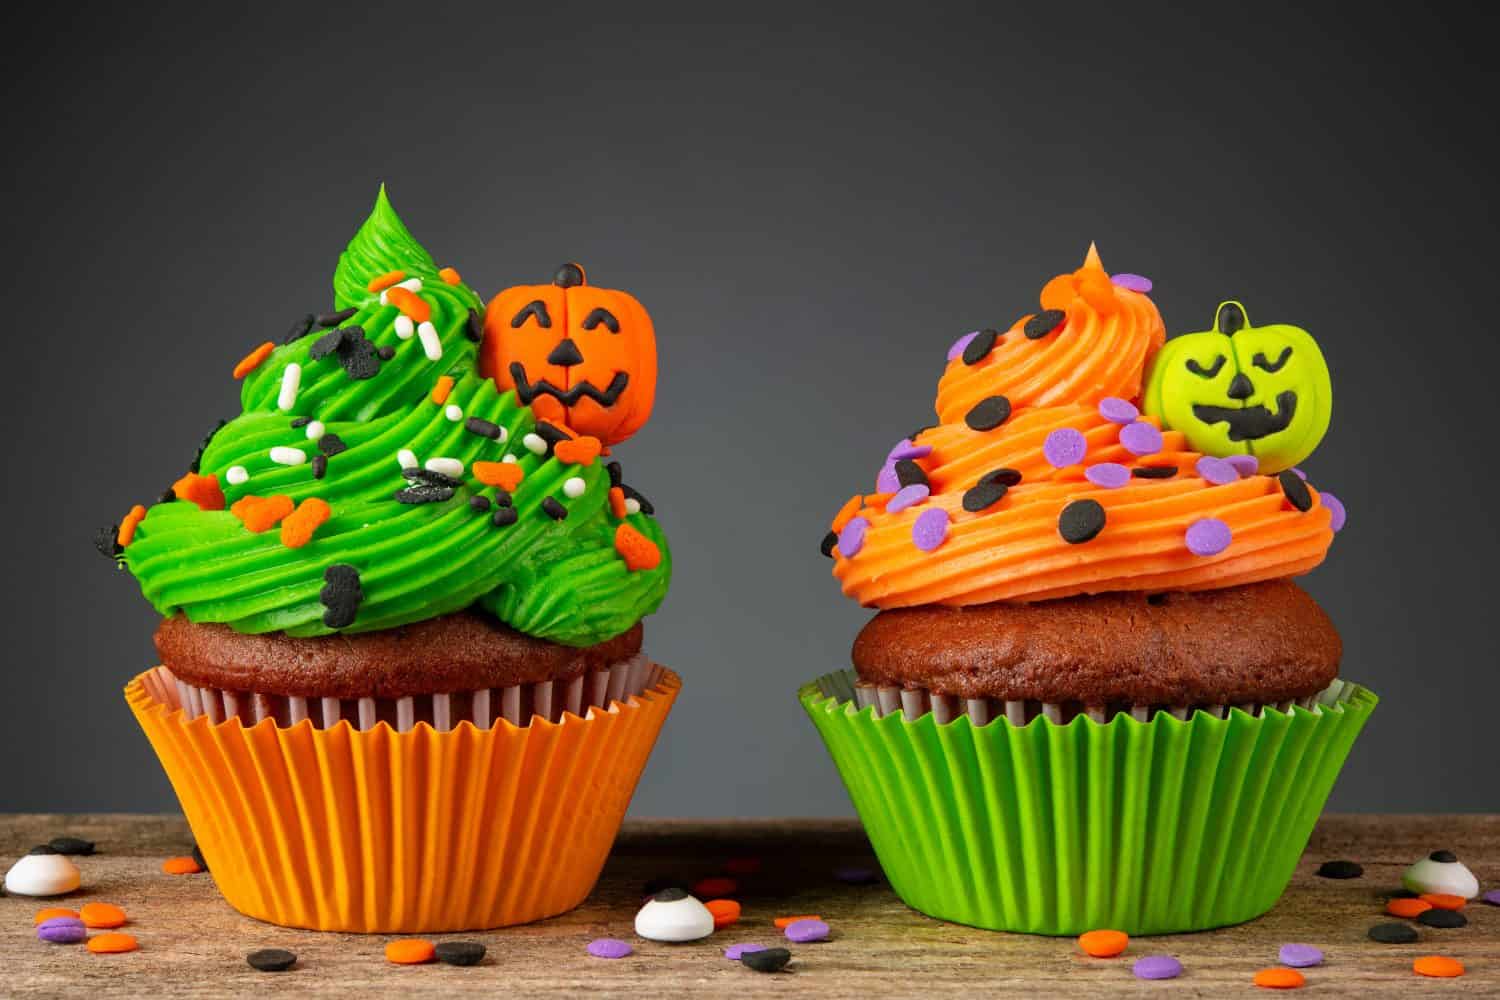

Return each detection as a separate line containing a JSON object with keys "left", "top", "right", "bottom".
{"left": 624, "top": 497, "right": 642, "bottom": 515}
{"left": 366, "top": 269, "right": 407, "bottom": 293}
{"left": 1133, "top": 956, "right": 1182, "bottom": 980}
{"left": 397, "top": 449, "right": 418, "bottom": 470}
{"left": 587, "top": 939, "right": 633, "bottom": 959}
{"left": 118, "top": 505, "right": 147, "bottom": 547}
{"left": 246, "top": 948, "right": 297, "bottom": 972}
{"left": 79, "top": 902, "right": 128, "bottom": 929}
{"left": 316, "top": 307, "right": 358, "bottom": 328}
{"left": 1226, "top": 454, "right": 1260, "bottom": 476}
{"left": 269, "top": 446, "right": 306, "bottom": 466}
{"left": 1059, "top": 499, "right": 1106, "bottom": 544}
{"left": 1278, "top": 944, "right": 1323, "bottom": 968}
{"left": 425, "top": 457, "right": 463, "bottom": 479}
{"left": 466, "top": 308, "right": 484, "bottom": 342}
{"left": 386, "top": 286, "right": 431, "bottom": 323}
{"left": 1369, "top": 923, "right": 1418, "bottom": 944}
{"left": 616, "top": 523, "right": 660, "bottom": 570}
{"left": 965, "top": 395, "right": 1012, "bottom": 431}
{"left": 1185, "top": 518, "right": 1233, "bottom": 557}
{"left": 37, "top": 916, "right": 87, "bottom": 944}
{"left": 394, "top": 315, "right": 415, "bottom": 339}
{"left": 962, "top": 328, "right": 999, "bottom": 365}
{"left": 34, "top": 907, "right": 79, "bottom": 924}
{"left": 1098, "top": 396, "right": 1139, "bottom": 423}
{"left": 1252, "top": 967, "right": 1305, "bottom": 989}
{"left": 774, "top": 915, "right": 820, "bottom": 929}
{"left": 86, "top": 932, "right": 138, "bottom": 954}
{"left": 303, "top": 420, "right": 325, "bottom": 441}
{"left": 468, "top": 495, "right": 491, "bottom": 512}
{"left": 464, "top": 417, "right": 505, "bottom": 442}
{"left": 563, "top": 476, "right": 587, "bottom": 499}
{"left": 1316, "top": 859, "right": 1363, "bottom": 879}
{"left": 434, "top": 941, "right": 486, "bottom": 967}
{"left": 320, "top": 564, "right": 362, "bottom": 628}
{"left": 162, "top": 855, "right": 202, "bottom": 875}
{"left": 1077, "top": 929, "right": 1128, "bottom": 957}
{"left": 438, "top": 267, "right": 462, "bottom": 285}
{"left": 385, "top": 939, "right": 436, "bottom": 965}
{"left": 1413, "top": 956, "right": 1465, "bottom": 978}
{"left": 280, "top": 497, "right": 331, "bottom": 548}
{"left": 912, "top": 507, "right": 949, "bottom": 551}
{"left": 418, "top": 321, "right": 442, "bottom": 360}
{"left": 170, "top": 471, "right": 226, "bottom": 511}
{"left": 1119, "top": 420, "right": 1163, "bottom": 456}
{"left": 473, "top": 461, "right": 524, "bottom": 490}
{"left": 1196, "top": 455, "right": 1239, "bottom": 485}
{"left": 318, "top": 433, "right": 347, "bottom": 456}
{"left": 1291, "top": 467, "right": 1308, "bottom": 480}
{"left": 1321, "top": 492, "right": 1346, "bottom": 532}
{"left": 284, "top": 314, "right": 314, "bottom": 344}
{"left": 1387, "top": 898, "right": 1432, "bottom": 918}
{"left": 1482, "top": 889, "right": 1500, "bottom": 906}
{"left": 1024, "top": 309, "right": 1066, "bottom": 340}
{"left": 231, "top": 495, "right": 295, "bottom": 533}
{"left": 887, "top": 440, "right": 933, "bottom": 462}
{"left": 1085, "top": 463, "right": 1131, "bottom": 488}
{"left": 491, "top": 506, "right": 518, "bottom": 527}
{"left": 875, "top": 462, "right": 900, "bottom": 493}
{"left": 784, "top": 918, "right": 830, "bottom": 943}
{"left": 542, "top": 496, "right": 568, "bottom": 520}
{"left": 233, "top": 342, "right": 276, "bottom": 379}
{"left": 947, "top": 330, "right": 979, "bottom": 361}
{"left": 394, "top": 484, "right": 454, "bottom": 504}
{"left": 1111, "top": 273, "right": 1153, "bottom": 293}
{"left": 191, "top": 844, "right": 208, "bottom": 872}
{"left": 1417, "top": 909, "right": 1467, "bottom": 928}
{"left": 706, "top": 899, "right": 741, "bottom": 929}
{"left": 555, "top": 436, "right": 602, "bottom": 465}
{"left": 1278, "top": 471, "right": 1313, "bottom": 511}
{"left": 894, "top": 459, "right": 928, "bottom": 489}
{"left": 982, "top": 468, "right": 1023, "bottom": 487}
{"left": 887, "top": 484, "right": 930, "bottom": 512}
{"left": 742, "top": 948, "right": 792, "bottom": 973}
{"left": 1043, "top": 427, "right": 1087, "bottom": 467}
{"left": 1133, "top": 465, "right": 1176, "bottom": 479}
{"left": 523, "top": 432, "right": 547, "bottom": 455}
{"left": 962, "top": 481, "right": 1008, "bottom": 512}
{"left": 617, "top": 489, "right": 634, "bottom": 521}
{"left": 725, "top": 943, "right": 767, "bottom": 961}
{"left": 276, "top": 362, "right": 302, "bottom": 411}
{"left": 430, "top": 375, "right": 455, "bottom": 405}
{"left": 439, "top": 405, "right": 462, "bottom": 424}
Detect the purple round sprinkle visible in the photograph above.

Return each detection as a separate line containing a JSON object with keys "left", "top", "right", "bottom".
{"left": 1185, "top": 518, "right": 1232, "bottom": 557}
{"left": 1195, "top": 455, "right": 1239, "bottom": 486}
{"left": 947, "top": 331, "right": 980, "bottom": 361}
{"left": 587, "top": 938, "right": 633, "bottom": 959}
{"left": 1482, "top": 889, "right": 1500, "bottom": 906}
{"left": 1043, "top": 427, "right": 1088, "bottom": 468}
{"left": 1321, "top": 492, "right": 1346, "bottom": 533}
{"left": 1098, "top": 396, "right": 1139, "bottom": 424}
{"left": 911, "top": 508, "right": 949, "bottom": 552}
{"left": 725, "top": 943, "right": 767, "bottom": 960}
{"left": 838, "top": 517, "right": 868, "bottom": 558}
{"left": 1225, "top": 454, "right": 1259, "bottom": 477}
{"left": 886, "top": 483, "right": 930, "bottom": 513}
{"left": 784, "top": 918, "right": 830, "bottom": 943}
{"left": 887, "top": 441, "right": 933, "bottom": 462}
{"left": 875, "top": 461, "right": 900, "bottom": 494}
{"left": 1111, "top": 273, "right": 1153, "bottom": 294}
{"left": 1291, "top": 467, "right": 1308, "bottom": 480}
{"left": 37, "top": 917, "right": 88, "bottom": 944}
{"left": 1085, "top": 463, "right": 1132, "bottom": 489}
{"left": 1132, "top": 955, "right": 1182, "bottom": 980}
{"left": 1119, "top": 421, "right": 1163, "bottom": 456}
{"left": 834, "top": 865, "right": 877, "bottom": 884}
{"left": 1279, "top": 943, "right": 1324, "bottom": 968}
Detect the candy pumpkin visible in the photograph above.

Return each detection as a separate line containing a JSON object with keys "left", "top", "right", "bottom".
{"left": 1143, "top": 301, "right": 1331, "bottom": 473}
{"left": 481, "top": 263, "right": 657, "bottom": 445}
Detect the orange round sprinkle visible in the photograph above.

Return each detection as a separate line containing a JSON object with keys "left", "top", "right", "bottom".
{"left": 705, "top": 898, "right": 741, "bottom": 929}
{"left": 161, "top": 856, "right": 202, "bottom": 875}
{"left": 233, "top": 341, "right": 276, "bottom": 379}
{"left": 473, "top": 461, "right": 524, "bottom": 491}
{"left": 34, "top": 907, "right": 78, "bottom": 925}
{"left": 1253, "top": 968, "right": 1305, "bottom": 989}
{"left": 831, "top": 495, "right": 863, "bottom": 533}
{"left": 774, "top": 914, "right": 821, "bottom": 929}
{"left": 280, "top": 497, "right": 332, "bottom": 549}
{"left": 430, "top": 375, "right": 455, "bottom": 405}
{"left": 1077, "top": 929, "right": 1129, "bottom": 958}
{"left": 385, "top": 286, "right": 431, "bottom": 323}
{"left": 385, "top": 938, "right": 436, "bottom": 965}
{"left": 87, "top": 932, "right": 138, "bottom": 954}
{"left": 1419, "top": 893, "right": 1466, "bottom": 910}
{"left": 366, "top": 269, "right": 407, "bottom": 293}
{"left": 118, "top": 504, "right": 147, "bottom": 547}
{"left": 171, "top": 471, "right": 226, "bottom": 512}
{"left": 694, "top": 876, "right": 738, "bottom": 899}
{"left": 609, "top": 486, "right": 628, "bottom": 519}
{"left": 231, "top": 494, "right": 296, "bottom": 533}
{"left": 1413, "top": 955, "right": 1464, "bottom": 978}
{"left": 1387, "top": 897, "right": 1433, "bottom": 918}
{"left": 438, "top": 267, "right": 462, "bottom": 285}
{"left": 615, "top": 523, "right": 662, "bottom": 572}
{"left": 79, "top": 902, "right": 128, "bottom": 928}
{"left": 555, "top": 436, "right": 602, "bottom": 466}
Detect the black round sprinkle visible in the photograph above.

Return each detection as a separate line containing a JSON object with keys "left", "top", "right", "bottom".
{"left": 465, "top": 308, "right": 484, "bottom": 342}
{"left": 1316, "top": 860, "right": 1363, "bottom": 879}
{"left": 191, "top": 843, "right": 208, "bottom": 872}
{"left": 1368, "top": 923, "right": 1418, "bottom": 944}
{"left": 494, "top": 490, "right": 513, "bottom": 508}
{"left": 1429, "top": 850, "right": 1457, "bottom": 863}
{"left": 377, "top": 345, "right": 396, "bottom": 360}
{"left": 159, "top": 488, "right": 177, "bottom": 503}
{"left": 318, "top": 433, "right": 347, "bottom": 457}
{"left": 284, "top": 314, "right": 315, "bottom": 344}
{"left": 962, "top": 328, "right": 999, "bottom": 366}
{"left": 94, "top": 525, "right": 122, "bottom": 560}
{"left": 394, "top": 485, "right": 455, "bottom": 504}
{"left": 981, "top": 467, "right": 1023, "bottom": 488}
{"left": 820, "top": 531, "right": 838, "bottom": 558}
{"left": 962, "top": 482, "right": 1007, "bottom": 513}
{"left": 894, "top": 459, "right": 927, "bottom": 489}
{"left": 1024, "top": 309, "right": 1065, "bottom": 340}
{"left": 1132, "top": 466, "right": 1177, "bottom": 479}
{"left": 491, "top": 506, "right": 518, "bottom": 528}
{"left": 434, "top": 941, "right": 486, "bottom": 967}
{"left": 1058, "top": 499, "right": 1106, "bottom": 544}
{"left": 469, "top": 495, "right": 492, "bottom": 512}
{"left": 316, "top": 307, "right": 358, "bottom": 328}
{"left": 28, "top": 845, "right": 58, "bottom": 855}
{"left": 1418, "top": 909, "right": 1467, "bottom": 929}
{"left": 308, "top": 327, "right": 348, "bottom": 361}
{"left": 742, "top": 947, "right": 792, "bottom": 973}
{"left": 289, "top": 416, "right": 312, "bottom": 429}
{"left": 542, "top": 496, "right": 568, "bottom": 520}
{"left": 652, "top": 887, "right": 689, "bottom": 902}
{"left": 1278, "top": 471, "right": 1313, "bottom": 512}
{"left": 465, "top": 417, "right": 501, "bottom": 440}
{"left": 48, "top": 837, "right": 94, "bottom": 856}
{"left": 311, "top": 455, "right": 328, "bottom": 480}
{"left": 402, "top": 467, "right": 463, "bottom": 488}
{"left": 965, "top": 395, "right": 1012, "bottom": 432}
{"left": 247, "top": 948, "right": 297, "bottom": 972}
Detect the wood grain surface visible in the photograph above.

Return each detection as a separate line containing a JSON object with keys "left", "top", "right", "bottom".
{"left": 1, "top": 814, "right": 1495, "bottom": 996}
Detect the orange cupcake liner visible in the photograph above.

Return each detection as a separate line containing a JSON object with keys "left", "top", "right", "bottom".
{"left": 126, "top": 665, "right": 680, "bottom": 933}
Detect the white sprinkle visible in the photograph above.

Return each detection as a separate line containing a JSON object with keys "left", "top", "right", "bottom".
{"left": 394, "top": 314, "right": 415, "bottom": 340}
{"left": 563, "top": 476, "right": 587, "bottom": 499}
{"left": 625, "top": 497, "right": 642, "bottom": 515}
{"left": 270, "top": 446, "right": 307, "bottom": 466}
{"left": 397, "top": 449, "right": 419, "bottom": 470}
{"left": 305, "top": 420, "right": 326, "bottom": 441}
{"left": 277, "top": 363, "right": 301, "bottom": 411}
{"left": 425, "top": 457, "right": 463, "bottom": 479}
{"left": 226, "top": 466, "right": 249, "bottom": 486}
{"left": 497, "top": 425, "right": 509, "bottom": 443}
{"left": 502, "top": 454, "right": 518, "bottom": 464}
{"left": 444, "top": 404, "right": 463, "bottom": 422}
{"left": 523, "top": 433, "right": 547, "bottom": 455}
{"left": 418, "top": 321, "right": 442, "bottom": 361}
{"left": 398, "top": 277, "right": 423, "bottom": 293}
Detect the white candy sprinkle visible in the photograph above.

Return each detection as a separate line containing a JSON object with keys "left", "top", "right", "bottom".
{"left": 563, "top": 476, "right": 587, "bottom": 499}
{"left": 634, "top": 893, "right": 714, "bottom": 943}
{"left": 444, "top": 404, "right": 463, "bottom": 422}
{"left": 523, "top": 433, "right": 547, "bottom": 455}
{"left": 397, "top": 449, "right": 419, "bottom": 470}
{"left": 394, "top": 315, "right": 415, "bottom": 340}
{"left": 497, "top": 425, "right": 509, "bottom": 443}
{"left": 418, "top": 321, "right": 442, "bottom": 361}
{"left": 3, "top": 852, "right": 81, "bottom": 897}
{"left": 425, "top": 457, "right": 463, "bottom": 479}
{"left": 270, "top": 446, "right": 307, "bottom": 466}
{"left": 502, "top": 454, "right": 518, "bottom": 464}
{"left": 277, "top": 363, "right": 301, "bottom": 411}
{"left": 1403, "top": 853, "right": 1480, "bottom": 898}
{"left": 625, "top": 498, "right": 642, "bottom": 515}
{"left": 226, "top": 466, "right": 249, "bottom": 486}
{"left": 398, "top": 277, "right": 423, "bottom": 292}
{"left": 305, "top": 420, "right": 326, "bottom": 441}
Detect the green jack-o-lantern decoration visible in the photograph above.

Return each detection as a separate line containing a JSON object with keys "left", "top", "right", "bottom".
{"left": 1143, "top": 301, "right": 1331, "bottom": 473}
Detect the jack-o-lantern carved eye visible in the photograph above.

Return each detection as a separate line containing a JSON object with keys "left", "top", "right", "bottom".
{"left": 1186, "top": 355, "right": 1226, "bottom": 379}
{"left": 511, "top": 300, "right": 552, "bottom": 329}
{"left": 1253, "top": 346, "right": 1293, "bottom": 373}
{"left": 582, "top": 307, "right": 619, "bottom": 333}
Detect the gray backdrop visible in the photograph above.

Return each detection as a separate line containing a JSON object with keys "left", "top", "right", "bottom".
{"left": 6, "top": 4, "right": 1496, "bottom": 815}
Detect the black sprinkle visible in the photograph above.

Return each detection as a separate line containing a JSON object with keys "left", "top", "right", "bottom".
{"left": 28, "top": 845, "right": 58, "bottom": 855}
{"left": 621, "top": 484, "right": 655, "bottom": 515}
{"left": 1279, "top": 471, "right": 1313, "bottom": 512}
{"left": 335, "top": 326, "right": 380, "bottom": 380}
{"left": 317, "top": 433, "right": 347, "bottom": 457}
{"left": 493, "top": 489, "right": 513, "bottom": 508}
{"left": 1430, "top": 850, "right": 1458, "bottom": 863}
{"left": 981, "top": 468, "right": 1023, "bottom": 488}
{"left": 820, "top": 530, "right": 839, "bottom": 558}
{"left": 283, "top": 314, "right": 315, "bottom": 344}
{"left": 394, "top": 484, "right": 455, "bottom": 504}
{"left": 965, "top": 395, "right": 1012, "bottom": 432}
{"left": 542, "top": 496, "right": 568, "bottom": 520}
{"left": 401, "top": 467, "right": 463, "bottom": 488}
{"left": 48, "top": 836, "right": 95, "bottom": 856}
{"left": 316, "top": 307, "right": 358, "bottom": 328}
{"left": 894, "top": 459, "right": 927, "bottom": 489}
{"left": 159, "top": 488, "right": 177, "bottom": 503}
{"left": 1024, "top": 309, "right": 1066, "bottom": 340}
{"left": 535, "top": 421, "right": 570, "bottom": 447}
{"left": 469, "top": 495, "right": 492, "bottom": 512}
{"left": 1418, "top": 909, "right": 1467, "bottom": 929}
{"left": 190, "top": 418, "right": 228, "bottom": 473}
{"left": 642, "top": 877, "right": 685, "bottom": 897}
{"left": 320, "top": 564, "right": 362, "bottom": 629}
{"left": 94, "top": 525, "right": 122, "bottom": 560}
{"left": 606, "top": 461, "right": 623, "bottom": 487}
{"left": 962, "top": 482, "right": 1007, "bottom": 513}
{"left": 290, "top": 416, "right": 312, "bottom": 429}
{"left": 247, "top": 948, "right": 297, "bottom": 972}
{"left": 962, "top": 328, "right": 999, "bottom": 366}
{"left": 191, "top": 843, "right": 208, "bottom": 872}
{"left": 1316, "top": 860, "right": 1363, "bottom": 879}
{"left": 376, "top": 345, "right": 396, "bottom": 361}
{"left": 1132, "top": 466, "right": 1177, "bottom": 479}
{"left": 465, "top": 417, "right": 501, "bottom": 440}
{"left": 1368, "top": 923, "right": 1419, "bottom": 944}
{"left": 652, "top": 887, "right": 689, "bottom": 902}
{"left": 742, "top": 947, "right": 792, "bottom": 973}
{"left": 311, "top": 455, "right": 328, "bottom": 480}
{"left": 435, "top": 941, "right": 486, "bottom": 967}
{"left": 465, "top": 308, "right": 484, "bottom": 343}
{"left": 308, "top": 327, "right": 347, "bottom": 360}
{"left": 491, "top": 506, "right": 518, "bottom": 527}
{"left": 1059, "top": 499, "right": 1106, "bottom": 544}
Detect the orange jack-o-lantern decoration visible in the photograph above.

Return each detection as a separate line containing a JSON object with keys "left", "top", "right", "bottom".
{"left": 481, "top": 263, "right": 657, "bottom": 445}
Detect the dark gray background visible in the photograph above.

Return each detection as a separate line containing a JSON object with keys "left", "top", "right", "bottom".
{"left": 6, "top": 4, "right": 1496, "bottom": 815}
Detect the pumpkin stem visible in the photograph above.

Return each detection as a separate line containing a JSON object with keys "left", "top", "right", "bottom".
{"left": 553, "top": 262, "right": 587, "bottom": 288}
{"left": 1215, "top": 300, "right": 1248, "bottom": 335}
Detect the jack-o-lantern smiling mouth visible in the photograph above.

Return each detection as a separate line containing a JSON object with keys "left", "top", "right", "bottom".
{"left": 508, "top": 362, "right": 630, "bottom": 409}
{"left": 1192, "top": 390, "right": 1298, "bottom": 442}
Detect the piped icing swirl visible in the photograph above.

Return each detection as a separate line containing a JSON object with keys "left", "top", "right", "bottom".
{"left": 111, "top": 189, "right": 670, "bottom": 645}
{"left": 829, "top": 247, "right": 1336, "bottom": 608}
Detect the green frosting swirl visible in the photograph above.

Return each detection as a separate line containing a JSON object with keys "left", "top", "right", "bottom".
{"left": 121, "top": 189, "right": 670, "bottom": 646}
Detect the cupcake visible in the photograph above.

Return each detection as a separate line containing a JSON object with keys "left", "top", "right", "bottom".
{"left": 802, "top": 247, "right": 1373, "bottom": 935}
{"left": 101, "top": 188, "right": 677, "bottom": 932}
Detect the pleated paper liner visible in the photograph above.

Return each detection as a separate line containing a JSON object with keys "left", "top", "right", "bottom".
{"left": 800, "top": 669, "right": 1376, "bottom": 936}
{"left": 127, "top": 663, "right": 680, "bottom": 933}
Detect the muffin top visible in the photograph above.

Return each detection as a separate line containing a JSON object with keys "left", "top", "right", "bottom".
{"left": 100, "top": 189, "right": 670, "bottom": 647}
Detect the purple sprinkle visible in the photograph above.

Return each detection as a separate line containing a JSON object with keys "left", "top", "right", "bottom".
{"left": 725, "top": 943, "right": 767, "bottom": 960}
{"left": 1085, "top": 463, "right": 1132, "bottom": 489}
{"left": 875, "top": 461, "right": 900, "bottom": 494}
{"left": 784, "top": 918, "right": 830, "bottom": 943}
{"left": 1482, "top": 889, "right": 1500, "bottom": 906}
{"left": 947, "top": 331, "right": 980, "bottom": 361}
{"left": 1132, "top": 955, "right": 1182, "bottom": 980}
{"left": 886, "top": 484, "right": 930, "bottom": 513}
{"left": 1111, "top": 273, "right": 1153, "bottom": 294}
{"left": 1098, "top": 396, "right": 1139, "bottom": 424}
{"left": 834, "top": 866, "right": 877, "bottom": 884}
{"left": 1225, "top": 454, "right": 1259, "bottom": 477}
{"left": 587, "top": 938, "right": 633, "bottom": 959}
{"left": 887, "top": 441, "right": 933, "bottom": 462}
{"left": 1291, "top": 467, "right": 1308, "bottom": 480}
{"left": 1119, "top": 421, "right": 1163, "bottom": 456}
{"left": 1195, "top": 455, "right": 1239, "bottom": 486}
{"left": 911, "top": 508, "right": 949, "bottom": 552}
{"left": 1321, "top": 491, "right": 1346, "bottom": 533}
{"left": 1043, "top": 427, "right": 1088, "bottom": 468}
{"left": 1185, "top": 518, "right": 1232, "bottom": 557}
{"left": 37, "top": 917, "right": 88, "bottom": 944}
{"left": 838, "top": 517, "right": 868, "bottom": 558}
{"left": 1279, "top": 943, "right": 1324, "bottom": 968}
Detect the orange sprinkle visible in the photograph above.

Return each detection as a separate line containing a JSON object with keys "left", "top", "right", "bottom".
{"left": 162, "top": 856, "right": 202, "bottom": 875}
{"left": 385, "top": 939, "right": 436, "bottom": 965}
{"left": 430, "top": 375, "right": 455, "bottom": 405}
{"left": 171, "top": 471, "right": 226, "bottom": 512}
{"left": 87, "top": 932, "right": 138, "bottom": 954}
{"left": 232, "top": 341, "right": 275, "bottom": 379}
{"left": 280, "top": 497, "right": 332, "bottom": 549}
{"left": 831, "top": 495, "right": 863, "bottom": 533}
{"left": 615, "top": 523, "right": 661, "bottom": 572}
{"left": 473, "top": 461, "right": 524, "bottom": 491}
{"left": 693, "top": 876, "right": 738, "bottom": 898}
{"left": 609, "top": 486, "right": 628, "bottom": 519}
{"left": 705, "top": 898, "right": 741, "bottom": 929}
{"left": 366, "top": 269, "right": 406, "bottom": 293}
{"left": 864, "top": 491, "right": 894, "bottom": 512}
{"left": 1387, "top": 897, "right": 1433, "bottom": 918}
{"left": 385, "top": 286, "right": 431, "bottom": 324}
{"left": 231, "top": 494, "right": 296, "bottom": 533}
{"left": 555, "top": 435, "right": 602, "bottom": 466}
{"left": 774, "top": 914, "right": 821, "bottom": 929}
{"left": 118, "top": 504, "right": 147, "bottom": 547}
{"left": 1077, "top": 929, "right": 1129, "bottom": 958}
{"left": 1419, "top": 893, "right": 1466, "bottom": 910}
{"left": 34, "top": 907, "right": 78, "bottom": 925}
{"left": 1253, "top": 968, "right": 1305, "bottom": 989}
{"left": 1413, "top": 955, "right": 1464, "bottom": 978}
{"left": 79, "top": 902, "right": 127, "bottom": 929}
{"left": 438, "top": 267, "right": 462, "bottom": 285}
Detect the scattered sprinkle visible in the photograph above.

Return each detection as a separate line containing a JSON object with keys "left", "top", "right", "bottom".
{"left": 386, "top": 286, "right": 430, "bottom": 323}
{"left": 466, "top": 308, "right": 484, "bottom": 342}
{"left": 233, "top": 342, "right": 276, "bottom": 379}
{"left": 284, "top": 314, "right": 314, "bottom": 344}
{"left": 469, "top": 495, "right": 491, "bottom": 512}
{"left": 1111, "top": 273, "right": 1153, "bottom": 293}
{"left": 725, "top": 943, "right": 766, "bottom": 960}
{"left": 394, "top": 315, "right": 415, "bottom": 340}
{"left": 615, "top": 522, "right": 661, "bottom": 570}
{"left": 366, "top": 269, "right": 407, "bottom": 293}
{"left": 465, "top": 417, "right": 503, "bottom": 440}
{"left": 1252, "top": 967, "right": 1305, "bottom": 989}
{"left": 320, "top": 564, "right": 362, "bottom": 628}
{"left": 1278, "top": 944, "right": 1323, "bottom": 968}
{"left": 912, "top": 507, "right": 949, "bottom": 551}
{"left": 523, "top": 432, "right": 548, "bottom": 455}
{"left": 1387, "top": 898, "right": 1433, "bottom": 919}
{"left": 318, "top": 433, "right": 346, "bottom": 457}
{"left": 1059, "top": 499, "right": 1106, "bottom": 544}
{"left": 280, "top": 497, "right": 332, "bottom": 549}
{"left": 774, "top": 915, "right": 821, "bottom": 929}
{"left": 542, "top": 496, "right": 568, "bottom": 520}
{"left": 1322, "top": 492, "right": 1347, "bottom": 532}
{"left": 1316, "top": 860, "right": 1363, "bottom": 879}
{"left": 384, "top": 939, "right": 436, "bottom": 965}
{"left": 1133, "top": 955, "right": 1182, "bottom": 980}
{"left": 118, "top": 505, "right": 148, "bottom": 547}
{"left": 162, "top": 856, "right": 202, "bottom": 875}
{"left": 962, "top": 328, "right": 999, "bottom": 365}
{"left": 171, "top": 471, "right": 226, "bottom": 511}
{"left": 397, "top": 449, "right": 418, "bottom": 470}
{"left": 425, "top": 457, "right": 464, "bottom": 479}
{"left": 1043, "top": 427, "right": 1087, "bottom": 467}
{"left": 587, "top": 938, "right": 633, "bottom": 959}
{"left": 232, "top": 494, "right": 296, "bottom": 533}
{"left": 706, "top": 899, "right": 741, "bottom": 929}
{"left": 784, "top": 918, "right": 830, "bottom": 943}
{"left": 473, "top": 461, "right": 524, "bottom": 491}
{"left": 1078, "top": 929, "right": 1128, "bottom": 958}
{"left": 741, "top": 947, "right": 792, "bottom": 973}
{"left": 377, "top": 344, "right": 396, "bottom": 360}
{"left": 1196, "top": 455, "right": 1240, "bottom": 485}
{"left": 47, "top": 837, "right": 94, "bottom": 857}
{"left": 316, "top": 307, "right": 358, "bottom": 328}
{"left": 819, "top": 526, "right": 836, "bottom": 556}
{"left": 1119, "top": 420, "right": 1163, "bottom": 456}
{"left": 555, "top": 436, "right": 602, "bottom": 465}
{"left": 965, "top": 395, "right": 1012, "bottom": 432}
{"left": 1186, "top": 518, "right": 1232, "bottom": 556}
{"left": 418, "top": 321, "right": 442, "bottom": 361}
{"left": 86, "top": 932, "right": 138, "bottom": 954}
{"left": 395, "top": 484, "right": 455, "bottom": 504}
{"left": 438, "top": 267, "right": 462, "bottom": 285}
{"left": 1279, "top": 470, "right": 1313, "bottom": 512}
{"left": 1413, "top": 955, "right": 1464, "bottom": 978}
{"left": 1024, "top": 309, "right": 1065, "bottom": 340}
{"left": 79, "top": 902, "right": 127, "bottom": 929}
{"left": 247, "top": 948, "right": 297, "bottom": 972}
{"left": 1417, "top": 908, "right": 1467, "bottom": 928}
{"left": 430, "top": 375, "right": 455, "bottom": 405}
{"left": 434, "top": 941, "right": 486, "bottom": 966}
{"left": 36, "top": 916, "right": 87, "bottom": 944}
{"left": 1482, "top": 889, "right": 1500, "bottom": 906}
{"left": 962, "top": 480, "right": 1008, "bottom": 512}
{"left": 444, "top": 404, "right": 463, "bottom": 422}
{"left": 1085, "top": 463, "right": 1131, "bottom": 489}
{"left": 1368, "top": 923, "right": 1419, "bottom": 944}
{"left": 838, "top": 517, "right": 868, "bottom": 557}
{"left": 33, "top": 907, "right": 79, "bottom": 925}
{"left": 563, "top": 476, "right": 587, "bottom": 499}
{"left": 1132, "top": 465, "right": 1176, "bottom": 478}
{"left": 1098, "top": 396, "right": 1139, "bottom": 423}
{"left": 269, "top": 446, "right": 306, "bottom": 466}
{"left": 887, "top": 483, "right": 930, "bottom": 512}
{"left": 1226, "top": 454, "right": 1260, "bottom": 476}
{"left": 693, "top": 876, "right": 738, "bottom": 898}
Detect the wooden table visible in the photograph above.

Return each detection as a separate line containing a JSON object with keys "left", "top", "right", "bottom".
{"left": 2, "top": 814, "right": 1495, "bottom": 996}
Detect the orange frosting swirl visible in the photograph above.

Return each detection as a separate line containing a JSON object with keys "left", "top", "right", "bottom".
{"left": 830, "top": 248, "right": 1335, "bottom": 608}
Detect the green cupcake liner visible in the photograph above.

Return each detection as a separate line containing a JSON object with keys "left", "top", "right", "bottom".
{"left": 800, "top": 671, "right": 1376, "bottom": 935}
